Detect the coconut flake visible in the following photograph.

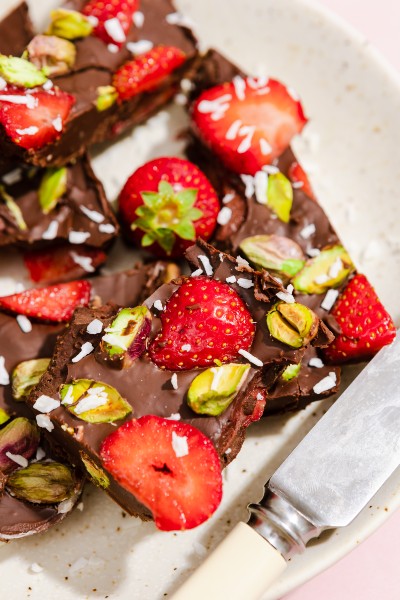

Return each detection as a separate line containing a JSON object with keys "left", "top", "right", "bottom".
{"left": 36, "top": 414, "right": 54, "bottom": 432}
{"left": 80, "top": 205, "right": 105, "bottom": 223}
{"left": 262, "top": 164, "right": 280, "bottom": 175}
{"left": 308, "top": 357, "right": 324, "bottom": 368}
{"left": 222, "top": 192, "right": 235, "bottom": 204}
{"left": 232, "top": 75, "right": 246, "bottom": 100}
{"left": 0, "top": 356, "right": 10, "bottom": 385}
{"left": 170, "top": 373, "right": 178, "bottom": 390}
{"left": 210, "top": 367, "right": 224, "bottom": 391}
{"left": 62, "top": 386, "right": 74, "bottom": 406}
{"left": 42, "top": 80, "right": 54, "bottom": 91}
{"left": 240, "top": 174, "right": 255, "bottom": 199}
{"left": 300, "top": 223, "right": 316, "bottom": 239}
{"left": 180, "top": 78, "right": 193, "bottom": 92}
{"left": 329, "top": 257, "right": 343, "bottom": 279}
{"left": 153, "top": 299, "right": 164, "bottom": 312}
{"left": 126, "top": 40, "right": 153, "bottom": 54}
{"left": 225, "top": 447, "right": 232, "bottom": 455}
{"left": 225, "top": 119, "right": 242, "bottom": 140}
{"left": 276, "top": 291, "right": 295, "bottom": 304}
{"left": 226, "top": 275, "right": 236, "bottom": 284}
{"left": 57, "top": 497, "right": 75, "bottom": 514}
{"left": 42, "top": 220, "right": 59, "bottom": 240}
{"left": 217, "top": 206, "right": 232, "bottom": 225}
{"left": 52, "top": 116, "right": 63, "bottom": 132}
{"left": 198, "top": 254, "right": 213, "bottom": 276}
{"left": 238, "top": 349, "right": 263, "bottom": 367}
{"left": 0, "top": 95, "right": 36, "bottom": 108}
{"left": 87, "top": 319, "right": 103, "bottom": 335}
{"left": 197, "top": 94, "right": 232, "bottom": 121}
{"left": 101, "top": 334, "right": 127, "bottom": 350}
{"left": 292, "top": 181, "right": 304, "bottom": 189}
{"left": 74, "top": 394, "right": 107, "bottom": 414}
{"left": 171, "top": 431, "right": 189, "bottom": 458}
{"left": 259, "top": 138, "right": 272, "bottom": 155}
{"left": 307, "top": 248, "right": 320, "bottom": 258}
{"left": 35, "top": 447, "right": 46, "bottom": 461}
{"left": 0, "top": 77, "right": 6, "bottom": 90}
{"left": 313, "top": 373, "right": 337, "bottom": 394}
{"left": 314, "top": 273, "right": 330, "bottom": 285}
{"left": 71, "top": 341, "right": 94, "bottom": 363}
{"left": 166, "top": 412, "right": 181, "bottom": 421}
{"left": 254, "top": 171, "right": 268, "bottom": 204}
{"left": 237, "top": 125, "right": 255, "bottom": 154}
{"left": 2, "top": 168, "right": 22, "bottom": 185}
{"left": 236, "top": 256, "right": 250, "bottom": 268}
{"left": 71, "top": 252, "right": 94, "bottom": 273}
{"left": 320, "top": 289, "right": 339, "bottom": 311}
{"left": 107, "top": 43, "right": 119, "bottom": 53}
{"left": 30, "top": 563, "right": 43, "bottom": 574}
{"left": 68, "top": 231, "right": 91, "bottom": 244}
{"left": 15, "top": 126, "right": 39, "bottom": 136}
{"left": 165, "top": 12, "right": 195, "bottom": 28}
{"left": 16, "top": 314, "right": 32, "bottom": 333}
{"left": 104, "top": 17, "right": 126, "bottom": 43}
{"left": 237, "top": 277, "right": 254, "bottom": 289}
{"left": 33, "top": 395, "right": 60, "bottom": 413}
{"left": 99, "top": 223, "right": 116, "bottom": 234}
{"left": 286, "top": 284, "right": 294, "bottom": 294}
{"left": 77, "top": 501, "right": 84, "bottom": 511}
{"left": 6, "top": 452, "right": 28, "bottom": 468}
{"left": 191, "top": 268, "right": 203, "bottom": 277}
{"left": 132, "top": 11, "right": 144, "bottom": 27}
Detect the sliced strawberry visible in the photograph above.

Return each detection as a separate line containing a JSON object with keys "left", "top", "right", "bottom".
{"left": 100, "top": 415, "right": 223, "bottom": 531}
{"left": 288, "top": 161, "right": 316, "bottom": 201}
{"left": 149, "top": 276, "right": 255, "bottom": 370}
{"left": 192, "top": 77, "right": 307, "bottom": 176}
{"left": 113, "top": 46, "right": 186, "bottom": 102}
{"left": 118, "top": 157, "right": 220, "bottom": 258}
{"left": 323, "top": 274, "right": 396, "bottom": 364}
{"left": 0, "top": 280, "right": 91, "bottom": 322}
{"left": 24, "top": 245, "right": 107, "bottom": 284}
{"left": 82, "top": 0, "right": 138, "bottom": 47}
{"left": 0, "top": 86, "right": 74, "bottom": 150}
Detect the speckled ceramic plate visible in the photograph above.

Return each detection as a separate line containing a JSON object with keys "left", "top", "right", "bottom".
{"left": 0, "top": 0, "right": 399, "bottom": 598}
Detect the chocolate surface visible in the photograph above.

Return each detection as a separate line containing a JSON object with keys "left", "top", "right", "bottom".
{"left": 27, "top": 240, "right": 332, "bottom": 519}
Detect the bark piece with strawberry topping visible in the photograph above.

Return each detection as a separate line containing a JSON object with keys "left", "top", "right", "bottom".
{"left": 82, "top": 0, "right": 139, "bottom": 48}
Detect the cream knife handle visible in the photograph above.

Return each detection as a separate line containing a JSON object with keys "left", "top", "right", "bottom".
{"left": 171, "top": 522, "right": 287, "bottom": 600}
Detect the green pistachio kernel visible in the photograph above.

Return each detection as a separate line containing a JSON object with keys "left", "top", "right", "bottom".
{"left": 96, "top": 85, "right": 118, "bottom": 112}
{"left": 187, "top": 363, "right": 250, "bottom": 416}
{"left": 47, "top": 9, "right": 94, "bottom": 40}
{"left": 80, "top": 452, "right": 110, "bottom": 489}
{"left": 0, "top": 184, "right": 27, "bottom": 230}
{"left": 267, "top": 302, "right": 319, "bottom": 348}
{"left": 6, "top": 461, "right": 75, "bottom": 504}
{"left": 0, "top": 408, "right": 10, "bottom": 426}
{"left": 266, "top": 172, "right": 293, "bottom": 223}
{"left": 26, "top": 34, "right": 76, "bottom": 77}
{"left": 60, "top": 379, "right": 132, "bottom": 424}
{"left": 0, "top": 54, "right": 47, "bottom": 88}
{"left": 38, "top": 167, "right": 67, "bottom": 215}
{"left": 281, "top": 362, "right": 301, "bottom": 382}
{"left": 292, "top": 245, "right": 354, "bottom": 295}
{"left": 239, "top": 234, "right": 305, "bottom": 278}
{"left": 101, "top": 306, "right": 152, "bottom": 367}
{"left": 0, "top": 417, "right": 40, "bottom": 474}
{"left": 12, "top": 358, "right": 51, "bottom": 401}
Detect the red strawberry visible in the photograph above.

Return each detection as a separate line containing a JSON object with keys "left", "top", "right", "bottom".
{"left": 323, "top": 274, "right": 396, "bottom": 364}
{"left": 113, "top": 46, "right": 186, "bottom": 102}
{"left": 0, "top": 280, "right": 91, "bottom": 322}
{"left": 192, "top": 77, "right": 307, "bottom": 176}
{"left": 149, "top": 276, "right": 255, "bottom": 370}
{"left": 0, "top": 86, "right": 74, "bottom": 150}
{"left": 82, "top": 0, "right": 138, "bottom": 47}
{"left": 118, "top": 157, "right": 220, "bottom": 258}
{"left": 24, "top": 245, "right": 107, "bottom": 284}
{"left": 100, "top": 415, "right": 223, "bottom": 531}
{"left": 288, "top": 161, "right": 316, "bottom": 201}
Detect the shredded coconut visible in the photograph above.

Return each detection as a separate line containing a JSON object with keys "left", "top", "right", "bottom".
{"left": 107, "top": 43, "right": 119, "bottom": 53}
{"left": 165, "top": 12, "right": 195, "bottom": 28}
{"left": 6, "top": 452, "right": 28, "bottom": 468}
{"left": 170, "top": 373, "right": 178, "bottom": 390}
{"left": 57, "top": 497, "right": 75, "bottom": 514}
{"left": 0, "top": 94, "right": 35, "bottom": 108}
{"left": 71, "top": 341, "right": 94, "bottom": 363}
{"left": 52, "top": 116, "right": 63, "bottom": 132}
{"left": 99, "top": 223, "right": 116, "bottom": 234}
{"left": 217, "top": 206, "right": 232, "bottom": 225}
{"left": 166, "top": 412, "right": 180, "bottom": 420}
{"left": 153, "top": 299, "right": 164, "bottom": 311}
{"left": 307, "top": 248, "right": 320, "bottom": 258}
{"left": 101, "top": 334, "right": 127, "bottom": 350}
{"left": 77, "top": 502, "right": 84, "bottom": 511}
{"left": 276, "top": 291, "right": 295, "bottom": 304}
{"left": 320, "top": 289, "right": 339, "bottom": 311}
{"left": 232, "top": 75, "right": 246, "bottom": 100}
{"left": 74, "top": 394, "right": 108, "bottom": 415}
{"left": 36, "top": 414, "right": 54, "bottom": 432}
{"left": 308, "top": 357, "right": 324, "bottom": 368}
{"left": 15, "top": 126, "right": 39, "bottom": 135}
{"left": 42, "top": 220, "right": 59, "bottom": 240}
{"left": 197, "top": 94, "right": 232, "bottom": 121}
{"left": 313, "top": 373, "right": 337, "bottom": 394}
{"left": 68, "top": 231, "right": 91, "bottom": 244}
{"left": 180, "top": 78, "right": 193, "bottom": 92}
{"left": 198, "top": 254, "right": 213, "bottom": 276}
{"left": 292, "top": 181, "right": 304, "bottom": 189}
{"left": 171, "top": 431, "right": 189, "bottom": 458}
{"left": 300, "top": 223, "right": 316, "bottom": 239}
{"left": 87, "top": 319, "right": 103, "bottom": 335}
{"left": 191, "top": 268, "right": 203, "bottom": 277}
{"left": 35, "top": 447, "right": 46, "bottom": 461}
{"left": 80, "top": 205, "right": 105, "bottom": 223}
{"left": 210, "top": 367, "right": 224, "bottom": 391}
{"left": 181, "top": 344, "right": 191, "bottom": 351}
{"left": 314, "top": 273, "right": 330, "bottom": 285}
{"left": 262, "top": 164, "right": 280, "bottom": 175}
{"left": 222, "top": 192, "right": 235, "bottom": 204}
{"left": 329, "top": 257, "right": 343, "bottom": 279}
{"left": 254, "top": 171, "right": 268, "bottom": 204}
{"left": 62, "top": 386, "right": 74, "bottom": 406}
{"left": 225, "top": 447, "right": 232, "bottom": 455}
{"left": 33, "top": 395, "right": 60, "bottom": 413}
{"left": 2, "top": 168, "right": 22, "bottom": 185}
{"left": 238, "top": 349, "right": 263, "bottom": 367}
{"left": 259, "top": 138, "right": 272, "bottom": 155}
{"left": 132, "top": 11, "right": 144, "bottom": 27}
{"left": 16, "top": 314, "right": 32, "bottom": 333}
{"left": 174, "top": 93, "right": 187, "bottom": 106}
{"left": 225, "top": 275, "right": 236, "bottom": 284}
{"left": 71, "top": 252, "right": 94, "bottom": 273}
{"left": 126, "top": 40, "right": 153, "bottom": 54}
{"left": 0, "top": 356, "right": 10, "bottom": 385}
{"left": 237, "top": 278, "right": 254, "bottom": 289}
{"left": 42, "top": 80, "right": 54, "bottom": 91}
{"left": 236, "top": 256, "right": 250, "bottom": 268}
{"left": 241, "top": 174, "right": 255, "bottom": 198}
{"left": 104, "top": 17, "right": 126, "bottom": 43}
{"left": 0, "top": 76, "right": 6, "bottom": 90}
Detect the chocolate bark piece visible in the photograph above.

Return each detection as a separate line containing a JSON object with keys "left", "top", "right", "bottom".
{"left": 26, "top": 240, "right": 332, "bottom": 520}
{"left": 0, "top": 154, "right": 118, "bottom": 251}
{"left": 0, "top": 0, "right": 199, "bottom": 167}
{"left": 0, "top": 3, "right": 34, "bottom": 61}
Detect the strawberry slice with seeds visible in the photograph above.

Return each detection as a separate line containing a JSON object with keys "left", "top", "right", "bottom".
{"left": 113, "top": 46, "right": 186, "bottom": 102}
{"left": 192, "top": 77, "right": 307, "bottom": 176}
{"left": 149, "top": 276, "right": 255, "bottom": 370}
{"left": 24, "top": 245, "right": 107, "bottom": 284}
{"left": 323, "top": 274, "right": 396, "bottom": 364}
{"left": 118, "top": 157, "right": 220, "bottom": 258}
{"left": 0, "top": 86, "right": 74, "bottom": 150}
{"left": 100, "top": 415, "right": 223, "bottom": 531}
{"left": 288, "top": 161, "right": 316, "bottom": 201}
{"left": 0, "top": 280, "right": 91, "bottom": 322}
{"left": 82, "top": 0, "right": 139, "bottom": 47}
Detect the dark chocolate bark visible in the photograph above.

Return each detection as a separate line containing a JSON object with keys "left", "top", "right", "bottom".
{"left": 26, "top": 241, "right": 333, "bottom": 520}
{"left": 0, "top": 2, "right": 34, "bottom": 59}
{"left": 0, "top": 0, "right": 199, "bottom": 167}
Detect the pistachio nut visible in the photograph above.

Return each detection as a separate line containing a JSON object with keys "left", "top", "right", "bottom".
{"left": 38, "top": 167, "right": 67, "bottom": 214}
{"left": 80, "top": 452, "right": 110, "bottom": 489}
{"left": 0, "top": 54, "right": 47, "bottom": 88}
{"left": 101, "top": 306, "right": 152, "bottom": 367}
{"left": 267, "top": 302, "right": 319, "bottom": 348}
{"left": 0, "top": 417, "right": 40, "bottom": 474}
{"left": 292, "top": 245, "right": 354, "bottom": 294}
{"left": 96, "top": 85, "right": 118, "bottom": 112}
{"left": 47, "top": 9, "right": 94, "bottom": 40}
{"left": 6, "top": 461, "right": 75, "bottom": 504}
{"left": 187, "top": 363, "right": 250, "bottom": 416}
{"left": 12, "top": 358, "right": 50, "bottom": 401}
{"left": 60, "top": 379, "right": 132, "bottom": 423}
{"left": 281, "top": 362, "right": 301, "bottom": 382}
{"left": 0, "top": 408, "right": 10, "bottom": 426}
{"left": 239, "top": 234, "right": 305, "bottom": 278}
{"left": 267, "top": 172, "right": 293, "bottom": 223}
{"left": 0, "top": 184, "right": 27, "bottom": 230}
{"left": 26, "top": 34, "right": 76, "bottom": 77}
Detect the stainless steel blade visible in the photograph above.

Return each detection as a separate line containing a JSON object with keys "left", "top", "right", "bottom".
{"left": 269, "top": 333, "right": 400, "bottom": 528}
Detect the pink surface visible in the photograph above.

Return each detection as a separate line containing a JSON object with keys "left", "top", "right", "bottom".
{"left": 283, "top": 1, "right": 400, "bottom": 599}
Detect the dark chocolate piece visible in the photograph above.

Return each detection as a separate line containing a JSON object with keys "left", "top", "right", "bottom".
{"left": 0, "top": 2, "right": 34, "bottom": 58}
{"left": 27, "top": 240, "right": 332, "bottom": 520}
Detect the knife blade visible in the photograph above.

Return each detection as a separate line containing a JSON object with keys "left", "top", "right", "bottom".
{"left": 172, "top": 332, "right": 400, "bottom": 600}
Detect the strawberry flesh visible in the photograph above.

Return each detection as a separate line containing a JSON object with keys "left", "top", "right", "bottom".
{"left": 192, "top": 77, "right": 307, "bottom": 176}
{"left": 323, "top": 274, "right": 396, "bottom": 364}
{"left": 24, "top": 245, "right": 107, "bottom": 284}
{"left": 0, "top": 280, "right": 91, "bottom": 322}
{"left": 288, "top": 160, "right": 316, "bottom": 201}
{"left": 82, "top": 0, "right": 139, "bottom": 47}
{"left": 100, "top": 415, "right": 223, "bottom": 531}
{"left": 113, "top": 46, "right": 186, "bottom": 102}
{"left": 149, "top": 276, "right": 255, "bottom": 370}
{"left": 0, "top": 86, "right": 74, "bottom": 150}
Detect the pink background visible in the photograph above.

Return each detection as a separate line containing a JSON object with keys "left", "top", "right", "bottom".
{"left": 283, "top": 1, "right": 400, "bottom": 599}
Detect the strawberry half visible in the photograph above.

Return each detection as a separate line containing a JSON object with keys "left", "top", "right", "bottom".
{"left": 192, "top": 77, "right": 307, "bottom": 176}
{"left": 0, "top": 86, "right": 74, "bottom": 150}
{"left": 323, "top": 274, "right": 396, "bottom": 364}
{"left": 149, "top": 276, "right": 255, "bottom": 370}
{"left": 0, "top": 280, "right": 91, "bottom": 322}
{"left": 100, "top": 415, "right": 223, "bottom": 531}
{"left": 113, "top": 46, "right": 186, "bottom": 102}
{"left": 288, "top": 161, "right": 316, "bottom": 201}
{"left": 24, "top": 245, "right": 107, "bottom": 284}
{"left": 118, "top": 157, "right": 220, "bottom": 258}
{"left": 82, "top": 0, "right": 138, "bottom": 47}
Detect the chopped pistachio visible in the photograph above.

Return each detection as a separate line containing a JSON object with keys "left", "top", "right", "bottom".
{"left": 80, "top": 452, "right": 110, "bottom": 489}
{"left": 95, "top": 85, "right": 118, "bottom": 112}
{"left": 239, "top": 234, "right": 305, "bottom": 278}
{"left": 0, "top": 184, "right": 27, "bottom": 230}
{"left": 267, "top": 302, "right": 319, "bottom": 348}
{"left": 267, "top": 172, "right": 293, "bottom": 223}
{"left": 0, "top": 54, "right": 47, "bottom": 88}
{"left": 12, "top": 358, "right": 50, "bottom": 401}
{"left": 0, "top": 417, "right": 39, "bottom": 474}
{"left": 38, "top": 167, "right": 67, "bottom": 214}
{"left": 47, "top": 9, "right": 93, "bottom": 40}
{"left": 101, "top": 306, "right": 152, "bottom": 367}
{"left": 26, "top": 35, "right": 76, "bottom": 77}
{"left": 60, "top": 379, "right": 132, "bottom": 423}
{"left": 0, "top": 408, "right": 10, "bottom": 426}
{"left": 281, "top": 363, "right": 301, "bottom": 382}
{"left": 292, "top": 245, "right": 354, "bottom": 294}
{"left": 6, "top": 461, "right": 75, "bottom": 504}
